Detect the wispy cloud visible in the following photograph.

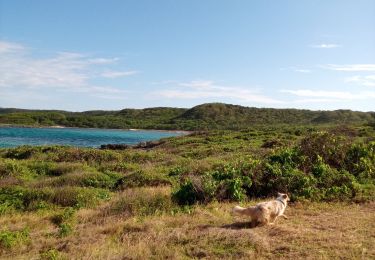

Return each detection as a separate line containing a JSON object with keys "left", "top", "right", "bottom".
{"left": 87, "top": 57, "right": 119, "bottom": 64}
{"left": 295, "top": 69, "right": 312, "bottom": 73}
{"left": 100, "top": 70, "right": 139, "bottom": 78}
{"left": 280, "top": 67, "right": 312, "bottom": 73}
{"left": 282, "top": 89, "right": 375, "bottom": 100}
{"left": 0, "top": 41, "right": 25, "bottom": 53}
{"left": 0, "top": 40, "right": 133, "bottom": 95}
{"left": 345, "top": 75, "right": 375, "bottom": 87}
{"left": 155, "top": 80, "right": 283, "bottom": 105}
{"left": 293, "top": 98, "right": 340, "bottom": 103}
{"left": 322, "top": 64, "right": 375, "bottom": 72}
{"left": 310, "top": 43, "right": 341, "bottom": 49}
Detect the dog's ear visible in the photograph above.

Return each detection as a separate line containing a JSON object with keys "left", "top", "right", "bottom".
{"left": 277, "top": 192, "right": 282, "bottom": 197}
{"left": 282, "top": 194, "right": 287, "bottom": 199}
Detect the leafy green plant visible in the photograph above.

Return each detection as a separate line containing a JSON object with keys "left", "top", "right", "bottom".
{"left": 0, "top": 228, "right": 30, "bottom": 249}
{"left": 58, "top": 223, "right": 73, "bottom": 237}
{"left": 51, "top": 207, "right": 75, "bottom": 226}
{"left": 40, "top": 248, "right": 62, "bottom": 260}
{"left": 109, "top": 187, "right": 175, "bottom": 216}
{"left": 50, "top": 186, "right": 110, "bottom": 208}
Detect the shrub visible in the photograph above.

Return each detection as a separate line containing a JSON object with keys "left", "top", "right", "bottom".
{"left": 58, "top": 223, "right": 73, "bottom": 237}
{"left": 173, "top": 161, "right": 256, "bottom": 205}
{"left": 172, "top": 174, "right": 218, "bottom": 205}
{"left": 257, "top": 161, "right": 317, "bottom": 200}
{"left": 40, "top": 248, "right": 62, "bottom": 260}
{"left": 0, "top": 160, "right": 35, "bottom": 181}
{"left": 312, "top": 158, "right": 357, "bottom": 200}
{"left": 107, "top": 187, "right": 175, "bottom": 216}
{"left": 114, "top": 170, "right": 171, "bottom": 190}
{"left": 47, "top": 162, "right": 84, "bottom": 176}
{"left": 48, "top": 147, "right": 122, "bottom": 163}
{"left": 3, "top": 146, "right": 36, "bottom": 159}
{"left": 345, "top": 142, "right": 375, "bottom": 181}
{"left": 51, "top": 207, "right": 75, "bottom": 226}
{"left": 26, "top": 161, "right": 56, "bottom": 176}
{"left": 0, "top": 186, "right": 28, "bottom": 213}
{"left": 211, "top": 163, "right": 253, "bottom": 201}
{"left": 51, "top": 187, "right": 110, "bottom": 208}
{"left": 82, "top": 171, "right": 122, "bottom": 189}
{"left": 34, "top": 170, "right": 122, "bottom": 189}
{"left": 0, "top": 228, "right": 30, "bottom": 250}
{"left": 299, "top": 131, "right": 351, "bottom": 170}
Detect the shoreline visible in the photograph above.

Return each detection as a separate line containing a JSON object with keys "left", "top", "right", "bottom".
{"left": 0, "top": 124, "right": 193, "bottom": 135}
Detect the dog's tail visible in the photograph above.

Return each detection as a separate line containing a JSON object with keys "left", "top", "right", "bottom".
{"left": 233, "top": 205, "right": 249, "bottom": 215}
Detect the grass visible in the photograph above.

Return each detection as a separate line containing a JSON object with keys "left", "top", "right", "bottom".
{"left": 0, "top": 124, "right": 374, "bottom": 258}
{"left": 0, "top": 193, "right": 373, "bottom": 259}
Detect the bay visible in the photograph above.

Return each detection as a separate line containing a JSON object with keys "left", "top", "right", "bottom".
{"left": 0, "top": 127, "right": 184, "bottom": 148}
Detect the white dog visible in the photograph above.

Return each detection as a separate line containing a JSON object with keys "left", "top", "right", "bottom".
{"left": 233, "top": 193, "right": 290, "bottom": 227}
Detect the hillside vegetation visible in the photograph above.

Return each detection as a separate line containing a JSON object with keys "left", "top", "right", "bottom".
{"left": 0, "top": 124, "right": 374, "bottom": 258}
{"left": 1, "top": 103, "right": 374, "bottom": 130}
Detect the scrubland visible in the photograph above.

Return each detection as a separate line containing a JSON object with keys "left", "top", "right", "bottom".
{"left": 0, "top": 125, "right": 374, "bottom": 259}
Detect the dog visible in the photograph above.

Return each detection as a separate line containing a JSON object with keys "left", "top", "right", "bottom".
{"left": 233, "top": 193, "right": 290, "bottom": 227}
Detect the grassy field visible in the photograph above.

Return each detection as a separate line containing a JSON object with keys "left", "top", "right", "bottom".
{"left": 0, "top": 125, "right": 374, "bottom": 259}
{"left": 1, "top": 192, "right": 374, "bottom": 259}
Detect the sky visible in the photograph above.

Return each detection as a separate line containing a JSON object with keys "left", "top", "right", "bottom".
{"left": 0, "top": 0, "right": 374, "bottom": 111}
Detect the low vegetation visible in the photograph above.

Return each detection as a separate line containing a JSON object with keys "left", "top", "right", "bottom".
{"left": 0, "top": 124, "right": 374, "bottom": 258}
{"left": 1, "top": 102, "right": 375, "bottom": 130}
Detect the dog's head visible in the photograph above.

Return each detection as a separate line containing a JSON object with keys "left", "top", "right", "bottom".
{"left": 277, "top": 192, "right": 290, "bottom": 202}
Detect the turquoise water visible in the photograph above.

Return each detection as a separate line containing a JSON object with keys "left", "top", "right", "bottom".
{"left": 0, "top": 127, "right": 184, "bottom": 148}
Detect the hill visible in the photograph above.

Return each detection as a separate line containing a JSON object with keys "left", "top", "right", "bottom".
{"left": 1, "top": 103, "right": 374, "bottom": 130}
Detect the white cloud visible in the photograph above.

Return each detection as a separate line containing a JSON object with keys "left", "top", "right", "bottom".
{"left": 0, "top": 40, "right": 132, "bottom": 98}
{"left": 280, "top": 67, "right": 312, "bottom": 73}
{"left": 295, "top": 69, "right": 312, "bottom": 73}
{"left": 0, "top": 41, "right": 25, "bottom": 53}
{"left": 87, "top": 57, "right": 119, "bottom": 64}
{"left": 156, "top": 80, "right": 284, "bottom": 105}
{"left": 345, "top": 75, "right": 375, "bottom": 87}
{"left": 323, "top": 64, "right": 375, "bottom": 72}
{"left": 101, "top": 70, "right": 139, "bottom": 78}
{"left": 293, "top": 98, "right": 340, "bottom": 103}
{"left": 282, "top": 89, "right": 375, "bottom": 100}
{"left": 310, "top": 43, "right": 341, "bottom": 49}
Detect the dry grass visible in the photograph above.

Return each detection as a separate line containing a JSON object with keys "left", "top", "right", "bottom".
{"left": 0, "top": 188, "right": 374, "bottom": 259}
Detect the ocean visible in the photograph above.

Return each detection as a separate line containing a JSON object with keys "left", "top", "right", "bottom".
{"left": 0, "top": 127, "right": 184, "bottom": 148}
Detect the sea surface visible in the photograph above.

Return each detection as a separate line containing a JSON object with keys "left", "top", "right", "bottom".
{"left": 0, "top": 127, "right": 184, "bottom": 148}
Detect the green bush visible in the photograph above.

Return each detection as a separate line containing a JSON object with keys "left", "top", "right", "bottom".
{"left": 51, "top": 186, "right": 110, "bottom": 208}
{"left": 58, "top": 223, "right": 73, "bottom": 237}
{"left": 346, "top": 142, "right": 375, "bottom": 181}
{"left": 51, "top": 207, "right": 75, "bottom": 226}
{"left": 3, "top": 146, "right": 36, "bottom": 159}
{"left": 299, "top": 131, "right": 350, "bottom": 170}
{"left": 173, "top": 161, "right": 256, "bottom": 205}
{"left": 114, "top": 170, "right": 171, "bottom": 190}
{"left": 108, "top": 187, "right": 175, "bottom": 216}
{"left": 172, "top": 179, "right": 199, "bottom": 205}
{"left": 0, "top": 186, "right": 29, "bottom": 213}
{"left": 40, "top": 248, "right": 62, "bottom": 260}
{"left": 35, "top": 170, "right": 122, "bottom": 189}
{"left": 211, "top": 163, "right": 253, "bottom": 201}
{"left": 82, "top": 171, "right": 122, "bottom": 189}
{"left": 0, "top": 228, "right": 30, "bottom": 250}
{"left": 0, "top": 160, "right": 36, "bottom": 181}
{"left": 0, "top": 185, "right": 111, "bottom": 212}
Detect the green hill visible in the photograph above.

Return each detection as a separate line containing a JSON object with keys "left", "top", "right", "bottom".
{"left": 0, "top": 103, "right": 374, "bottom": 130}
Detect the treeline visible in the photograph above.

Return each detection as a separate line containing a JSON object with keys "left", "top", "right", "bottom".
{"left": 0, "top": 103, "right": 374, "bottom": 130}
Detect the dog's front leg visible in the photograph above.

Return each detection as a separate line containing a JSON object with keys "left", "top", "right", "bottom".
{"left": 281, "top": 215, "right": 288, "bottom": 219}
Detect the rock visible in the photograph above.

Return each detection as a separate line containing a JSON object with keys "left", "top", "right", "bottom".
{"left": 100, "top": 144, "right": 130, "bottom": 150}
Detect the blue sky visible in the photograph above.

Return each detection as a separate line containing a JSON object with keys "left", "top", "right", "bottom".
{"left": 0, "top": 0, "right": 374, "bottom": 111}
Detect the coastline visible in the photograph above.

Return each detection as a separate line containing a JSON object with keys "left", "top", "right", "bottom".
{"left": 0, "top": 124, "right": 193, "bottom": 135}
